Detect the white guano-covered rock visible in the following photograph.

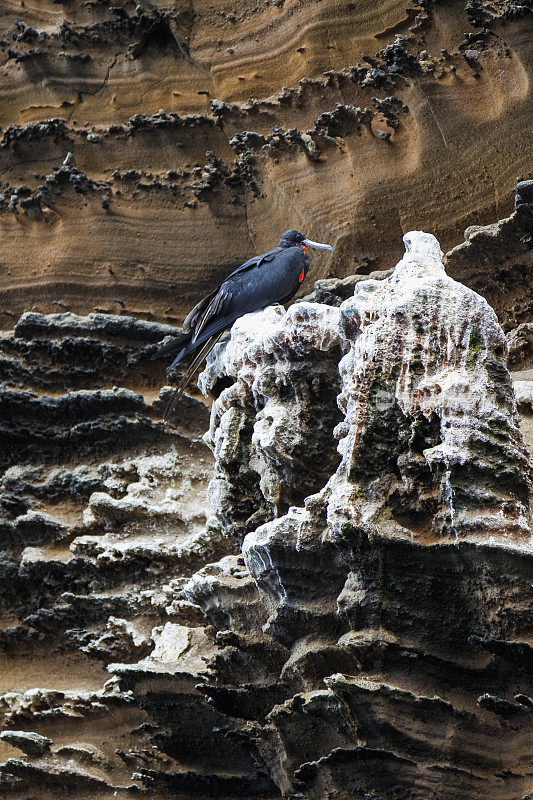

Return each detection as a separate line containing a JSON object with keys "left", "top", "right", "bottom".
{"left": 330, "top": 230, "right": 531, "bottom": 542}
{"left": 242, "top": 231, "right": 532, "bottom": 645}
{"left": 199, "top": 302, "right": 344, "bottom": 540}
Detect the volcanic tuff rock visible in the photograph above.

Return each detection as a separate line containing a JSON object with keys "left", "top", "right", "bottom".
{"left": 1, "top": 225, "right": 531, "bottom": 798}
{"left": 199, "top": 301, "right": 344, "bottom": 538}
{"left": 0, "top": 0, "right": 531, "bottom": 324}
{"left": 201, "top": 231, "right": 533, "bottom": 799}
{"left": 0, "top": 0, "right": 532, "bottom": 795}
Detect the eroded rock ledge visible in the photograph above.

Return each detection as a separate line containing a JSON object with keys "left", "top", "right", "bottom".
{"left": 0, "top": 232, "right": 531, "bottom": 799}
{"left": 192, "top": 231, "right": 532, "bottom": 798}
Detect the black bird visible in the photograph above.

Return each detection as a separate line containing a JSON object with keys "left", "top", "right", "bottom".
{"left": 154, "top": 229, "right": 333, "bottom": 419}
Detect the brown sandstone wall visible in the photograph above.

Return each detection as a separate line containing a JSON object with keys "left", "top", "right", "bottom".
{"left": 0, "top": 0, "right": 531, "bottom": 324}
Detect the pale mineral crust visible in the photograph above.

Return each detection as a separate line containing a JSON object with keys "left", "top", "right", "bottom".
{"left": 199, "top": 301, "right": 344, "bottom": 538}
{"left": 220, "top": 232, "right": 533, "bottom": 799}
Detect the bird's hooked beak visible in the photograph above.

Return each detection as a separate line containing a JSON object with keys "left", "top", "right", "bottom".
{"left": 302, "top": 238, "right": 333, "bottom": 253}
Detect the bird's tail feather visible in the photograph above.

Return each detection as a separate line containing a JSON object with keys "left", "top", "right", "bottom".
{"left": 166, "top": 312, "right": 236, "bottom": 371}
{"left": 163, "top": 333, "right": 223, "bottom": 421}
{"left": 151, "top": 331, "right": 190, "bottom": 361}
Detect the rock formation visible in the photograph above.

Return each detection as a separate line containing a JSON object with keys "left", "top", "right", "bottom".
{"left": 0, "top": 224, "right": 531, "bottom": 799}
{"left": 199, "top": 231, "right": 532, "bottom": 798}
{"left": 0, "top": 0, "right": 531, "bottom": 323}
{"left": 0, "top": 0, "right": 532, "bottom": 795}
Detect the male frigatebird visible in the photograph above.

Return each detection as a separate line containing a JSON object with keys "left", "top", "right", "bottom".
{"left": 154, "top": 229, "right": 333, "bottom": 418}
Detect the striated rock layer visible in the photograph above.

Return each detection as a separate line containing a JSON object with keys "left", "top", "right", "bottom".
{"left": 0, "top": 1, "right": 532, "bottom": 796}
{"left": 0, "top": 0, "right": 531, "bottom": 324}
{"left": 2, "top": 228, "right": 530, "bottom": 798}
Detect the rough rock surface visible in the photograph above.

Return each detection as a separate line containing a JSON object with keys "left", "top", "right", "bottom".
{"left": 0, "top": 4, "right": 531, "bottom": 791}
{"left": 2, "top": 225, "right": 530, "bottom": 798}
{"left": 204, "top": 232, "right": 533, "bottom": 800}
{"left": 199, "top": 301, "right": 344, "bottom": 538}
{"left": 0, "top": 309, "right": 239, "bottom": 799}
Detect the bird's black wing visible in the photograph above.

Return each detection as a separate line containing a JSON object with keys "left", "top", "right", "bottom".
{"left": 153, "top": 250, "right": 279, "bottom": 361}
{"left": 191, "top": 286, "right": 231, "bottom": 343}
{"left": 167, "top": 310, "right": 241, "bottom": 370}
{"left": 167, "top": 247, "right": 306, "bottom": 370}
{"left": 222, "top": 247, "right": 280, "bottom": 282}
{"left": 186, "top": 248, "right": 281, "bottom": 343}
{"left": 158, "top": 246, "right": 307, "bottom": 415}
{"left": 182, "top": 287, "right": 219, "bottom": 334}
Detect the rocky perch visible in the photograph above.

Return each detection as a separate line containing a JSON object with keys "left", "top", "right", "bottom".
{"left": 189, "top": 230, "right": 533, "bottom": 799}
{"left": 0, "top": 232, "right": 531, "bottom": 800}
{"left": 205, "top": 231, "right": 531, "bottom": 549}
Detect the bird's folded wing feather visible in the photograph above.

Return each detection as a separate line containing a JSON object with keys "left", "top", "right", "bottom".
{"left": 182, "top": 288, "right": 218, "bottom": 333}
{"left": 155, "top": 247, "right": 281, "bottom": 365}
{"left": 182, "top": 249, "right": 276, "bottom": 337}
{"left": 192, "top": 287, "right": 231, "bottom": 342}
{"left": 187, "top": 250, "right": 279, "bottom": 343}
{"left": 222, "top": 248, "right": 278, "bottom": 281}
{"left": 167, "top": 311, "right": 239, "bottom": 371}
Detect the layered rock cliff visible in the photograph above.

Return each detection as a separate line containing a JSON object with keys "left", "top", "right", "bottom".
{"left": 0, "top": 0, "right": 531, "bottom": 323}
{"left": 0, "top": 0, "right": 532, "bottom": 796}
{"left": 0, "top": 221, "right": 531, "bottom": 799}
{"left": 199, "top": 231, "right": 532, "bottom": 799}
